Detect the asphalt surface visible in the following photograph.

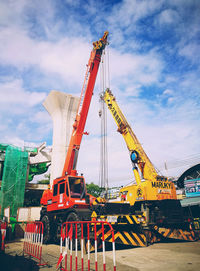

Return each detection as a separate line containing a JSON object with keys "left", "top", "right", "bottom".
{"left": 1, "top": 239, "right": 200, "bottom": 271}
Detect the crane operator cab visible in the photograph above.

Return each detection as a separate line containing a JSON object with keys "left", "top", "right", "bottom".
{"left": 69, "top": 177, "right": 84, "bottom": 198}
{"left": 43, "top": 175, "right": 93, "bottom": 213}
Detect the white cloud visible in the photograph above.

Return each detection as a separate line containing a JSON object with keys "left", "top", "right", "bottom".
{"left": 163, "top": 89, "right": 173, "bottom": 95}
{"left": 0, "top": 27, "right": 37, "bottom": 67}
{"left": 156, "top": 9, "right": 180, "bottom": 25}
{"left": 0, "top": 0, "right": 27, "bottom": 27}
{"left": 1, "top": 135, "right": 25, "bottom": 147}
{"left": 109, "top": 0, "right": 163, "bottom": 26}
{"left": 31, "top": 111, "right": 51, "bottom": 124}
{"left": 65, "top": 0, "right": 81, "bottom": 6}
{"left": 0, "top": 79, "right": 46, "bottom": 109}
{"left": 110, "top": 48, "right": 163, "bottom": 88}
{"left": 0, "top": 77, "right": 51, "bottom": 145}
{"left": 0, "top": 26, "right": 91, "bottom": 88}
{"left": 125, "top": 85, "right": 141, "bottom": 97}
{"left": 179, "top": 42, "right": 200, "bottom": 64}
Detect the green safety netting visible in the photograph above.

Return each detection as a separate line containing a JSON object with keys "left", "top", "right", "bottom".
{"left": 0, "top": 145, "right": 28, "bottom": 217}
{"left": 0, "top": 143, "right": 9, "bottom": 151}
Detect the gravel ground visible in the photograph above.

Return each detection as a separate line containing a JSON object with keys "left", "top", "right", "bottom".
{"left": 1, "top": 239, "right": 200, "bottom": 271}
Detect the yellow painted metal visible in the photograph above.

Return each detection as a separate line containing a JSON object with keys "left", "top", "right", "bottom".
{"left": 93, "top": 31, "right": 109, "bottom": 50}
{"left": 154, "top": 226, "right": 196, "bottom": 241}
{"left": 92, "top": 213, "right": 146, "bottom": 225}
{"left": 120, "top": 178, "right": 177, "bottom": 204}
{"left": 103, "top": 88, "right": 157, "bottom": 181}
{"left": 96, "top": 226, "right": 147, "bottom": 247}
{"left": 103, "top": 89, "right": 177, "bottom": 205}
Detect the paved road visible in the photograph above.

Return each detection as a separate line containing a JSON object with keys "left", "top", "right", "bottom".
{"left": 1, "top": 239, "right": 200, "bottom": 270}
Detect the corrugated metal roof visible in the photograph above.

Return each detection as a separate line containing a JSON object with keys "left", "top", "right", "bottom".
{"left": 181, "top": 196, "right": 200, "bottom": 207}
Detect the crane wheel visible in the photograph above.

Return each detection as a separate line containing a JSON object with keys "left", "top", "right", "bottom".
{"left": 41, "top": 215, "right": 51, "bottom": 244}
{"left": 66, "top": 212, "right": 81, "bottom": 250}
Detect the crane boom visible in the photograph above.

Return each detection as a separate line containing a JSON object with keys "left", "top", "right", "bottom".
{"left": 62, "top": 31, "right": 109, "bottom": 176}
{"left": 103, "top": 88, "right": 158, "bottom": 183}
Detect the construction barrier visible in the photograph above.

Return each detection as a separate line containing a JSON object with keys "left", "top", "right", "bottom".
{"left": 23, "top": 221, "right": 48, "bottom": 266}
{"left": 57, "top": 221, "right": 116, "bottom": 271}
{"left": 0, "top": 221, "right": 7, "bottom": 252}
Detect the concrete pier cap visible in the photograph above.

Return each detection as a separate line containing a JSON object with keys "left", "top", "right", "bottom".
{"left": 43, "top": 90, "right": 79, "bottom": 186}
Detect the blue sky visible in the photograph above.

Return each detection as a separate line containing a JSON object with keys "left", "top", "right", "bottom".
{"left": 0, "top": 0, "right": 200, "bottom": 185}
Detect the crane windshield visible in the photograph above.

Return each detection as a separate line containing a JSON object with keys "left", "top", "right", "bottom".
{"left": 68, "top": 177, "right": 85, "bottom": 198}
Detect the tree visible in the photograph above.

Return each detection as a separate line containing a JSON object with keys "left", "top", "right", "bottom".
{"left": 86, "top": 182, "right": 104, "bottom": 198}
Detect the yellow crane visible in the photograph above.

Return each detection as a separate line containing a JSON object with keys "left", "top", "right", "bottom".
{"left": 103, "top": 88, "right": 177, "bottom": 204}
{"left": 93, "top": 88, "right": 197, "bottom": 246}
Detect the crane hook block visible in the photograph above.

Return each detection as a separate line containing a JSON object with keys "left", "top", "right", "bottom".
{"left": 130, "top": 150, "right": 139, "bottom": 163}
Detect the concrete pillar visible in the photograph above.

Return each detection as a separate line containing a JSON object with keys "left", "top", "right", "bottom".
{"left": 43, "top": 91, "right": 79, "bottom": 186}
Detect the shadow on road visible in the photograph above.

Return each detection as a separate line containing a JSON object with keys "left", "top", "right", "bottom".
{"left": 0, "top": 252, "right": 39, "bottom": 271}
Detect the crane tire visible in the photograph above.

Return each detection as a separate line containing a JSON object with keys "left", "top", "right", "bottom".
{"left": 41, "top": 215, "right": 51, "bottom": 244}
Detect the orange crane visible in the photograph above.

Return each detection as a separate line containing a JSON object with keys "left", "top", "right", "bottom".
{"left": 40, "top": 32, "right": 109, "bottom": 243}
{"left": 62, "top": 31, "right": 109, "bottom": 177}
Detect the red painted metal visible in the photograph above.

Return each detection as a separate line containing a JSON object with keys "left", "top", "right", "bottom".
{"left": 62, "top": 32, "right": 109, "bottom": 177}
{"left": 81, "top": 223, "right": 84, "bottom": 271}
{"left": 0, "top": 221, "right": 7, "bottom": 252}
{"left": 57, "top": 220, "right": 116, "bottom": 271}
{"left": 23, "top": 221, "right": 48, "bottom": 266}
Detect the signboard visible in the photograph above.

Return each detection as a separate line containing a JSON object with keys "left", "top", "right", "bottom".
{"left": 184, "top": 178, "right": 200, "bottom": 197}
{"left": 4, "top": 206, "right": 10, "bottom": 223}
{"left": 17, "top": 207, "right": 41, "bottom": 222}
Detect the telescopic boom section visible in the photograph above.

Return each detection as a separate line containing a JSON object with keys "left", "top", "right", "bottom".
{"left": 103, "top": 88, "right": 158, "bottom": 182}
{"left": 62, "top": 31, "right": 109, "bottom": 176}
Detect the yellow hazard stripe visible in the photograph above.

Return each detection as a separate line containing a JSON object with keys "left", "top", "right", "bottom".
{"left": 124, "top": 232, "right": 146, "bottom": 247}
{"left": 179, "top": 229, "right": 187, "bottom": 240}
{"left": 124, "top": 232, "right": 137, "bottom": 246}
{"left": 107, "top": 231, "right": 146, "bottom": 247}
{"left": 155, "top": 226, "right": 196, "bottom": 241}
{"left": 157, "top": 228, "right": 170, "bottom": 237}
{"left": 96, "top": 228, "right": 102, "bottom": 236}
{"left": 133, "top": 233, "right": 146, "bottom": 246}
{"left": 114, "top": 232, "right": 129, "bottom": 245}
{"left": 96, "top": 226, "right": 147, "bottom": 247}
{"left": 125, "top": 215, "right": 134, "bottom": 224}
{"left": 164, "top": 229, "right": 172, "bottom": 238}
{"left": 104, "top": 229, "right": 112, "bottom": 240}
{"left": 180, "top": 229, "right": 195, "bottom": 241}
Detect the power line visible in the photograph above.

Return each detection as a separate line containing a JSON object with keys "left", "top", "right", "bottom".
{"left": 159, "top": 154, "right": 200, "bottom": 170}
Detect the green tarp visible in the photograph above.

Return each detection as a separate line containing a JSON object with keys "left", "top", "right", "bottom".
{"left": 0, "top": 145, "right": 28, "bottom": 216}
